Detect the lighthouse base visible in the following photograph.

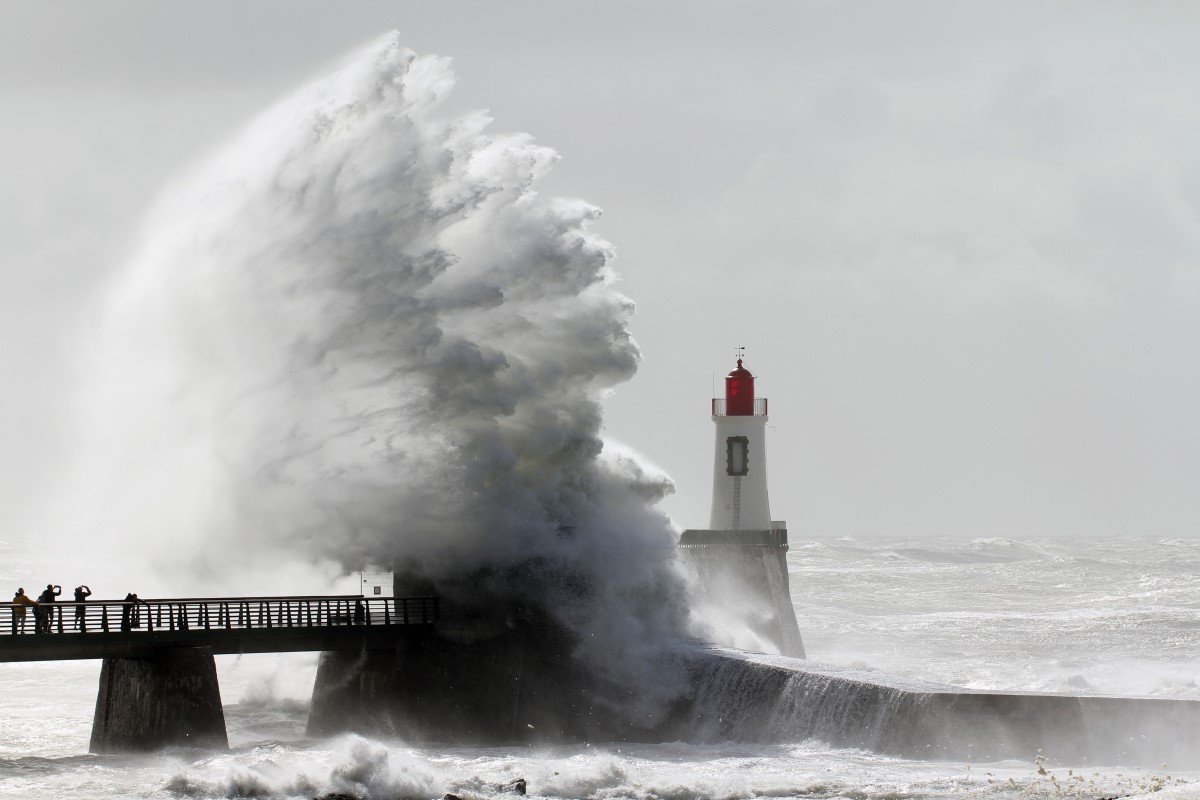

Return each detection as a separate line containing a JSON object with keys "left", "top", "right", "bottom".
{"left": 678, "top": 529, "right": 805, "bottom": 658}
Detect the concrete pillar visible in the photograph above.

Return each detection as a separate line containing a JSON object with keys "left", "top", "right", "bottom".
{"left": 90, "top": 646, "right": 228, "bottom": 753}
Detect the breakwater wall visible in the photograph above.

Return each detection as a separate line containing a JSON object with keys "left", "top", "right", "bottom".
{"left": 307, "top": 628, "right": 1200, "bottom": 767}
{"left": 670, "top": 645, "right": 1200, "bottom": 768}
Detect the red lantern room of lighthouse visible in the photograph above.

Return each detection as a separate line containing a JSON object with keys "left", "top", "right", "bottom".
{"left": 720, "top": 358, "right": 761, "bottom": 417}
{"left": 709, "top": 357, "right": 774, "bottom": 531}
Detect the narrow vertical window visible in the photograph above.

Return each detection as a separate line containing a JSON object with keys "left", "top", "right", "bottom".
{"left": 726, "top": 436, "right": 749, "bottom": 476}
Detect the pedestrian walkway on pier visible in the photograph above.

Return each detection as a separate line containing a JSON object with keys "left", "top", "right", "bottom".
{"left": 0, "top": 594, "right": 439, "bottom": 662}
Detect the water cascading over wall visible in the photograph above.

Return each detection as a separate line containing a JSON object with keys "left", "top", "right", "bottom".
{"left": 666, "top": 646, "right": 1200, "bottom": 768}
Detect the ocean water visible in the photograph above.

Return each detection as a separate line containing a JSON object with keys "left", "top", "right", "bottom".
{"left": 794, "top": 536, "right": 1200, "bottom": 699}
{"left": 2, "top": 535, "right": 1198, "bottom": 799}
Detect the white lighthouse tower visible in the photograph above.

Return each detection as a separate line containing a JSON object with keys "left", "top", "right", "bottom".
{"left": 709, "top": 357, "right": 774, "bottom": 531}
{"left": 679, "top": 353, "right": 805, "bottom": 658}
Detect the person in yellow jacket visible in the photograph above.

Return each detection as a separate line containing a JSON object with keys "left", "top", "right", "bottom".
{"left": 11, "top": 588, "right": 38, "bottom": 634}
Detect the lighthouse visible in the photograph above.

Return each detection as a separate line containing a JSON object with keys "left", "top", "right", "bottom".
{"left": 679, "top": 354, "right": 805, "bottom": 658}
{"left": 709, "top": 358, "right": 774, "bottom": 531}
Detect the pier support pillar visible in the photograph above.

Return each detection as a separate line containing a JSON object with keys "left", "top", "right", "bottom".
{"left": 90, "top": 646, "right": 228, "bottom": 753}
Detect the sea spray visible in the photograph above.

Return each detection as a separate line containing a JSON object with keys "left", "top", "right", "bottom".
{"left": 50, "top": 33, "right": 692, "bottom": 721}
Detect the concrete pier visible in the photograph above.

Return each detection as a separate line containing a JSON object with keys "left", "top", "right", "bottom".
{"left": 90, "top": 646, "right": 228, "bottom": 753}
{"left": 308, "top": 608, "right": 628, "bottom": 743}
{"left": 310, "top": 563, "right": 655, "bottom": 744}
{"left": 679, "top": 529, "right": 806, "bottom": 658}
{"left": 307, "top": 634, "right": 1200, "bottom": 767}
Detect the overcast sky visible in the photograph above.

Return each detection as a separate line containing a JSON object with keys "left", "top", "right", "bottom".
{"left": 1, "top": 2, "right": 1198, "bottom": 540}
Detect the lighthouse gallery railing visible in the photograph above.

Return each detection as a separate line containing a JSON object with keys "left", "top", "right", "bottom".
{"left": 711, "top": 397, "right": 768, "bottom": 416}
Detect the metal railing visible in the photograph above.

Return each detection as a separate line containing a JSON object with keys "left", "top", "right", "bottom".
{"left": 1, "top": 595, "right": 438, "bottom": 637}
{"left": 677, "top": 528, "right": 788, "bottom": 548}
{"left": 711, "top": 398, "right": 768, "bottom": 417}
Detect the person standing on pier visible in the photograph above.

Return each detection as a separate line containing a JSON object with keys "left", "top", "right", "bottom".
{"left": 11, "top": 588, "right": 38, "bottom": 634}
{"left": 73, "top": 585, "right": 92, "bottom": 630}
{"left": 36, "top": 585, "right": 61, "bottom": 633}
{"left": 121, "top": 592, "right": 147, "bottom": 631}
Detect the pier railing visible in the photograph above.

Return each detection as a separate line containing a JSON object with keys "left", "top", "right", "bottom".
{"left": 1, "top": 595, "right": 438, "bottom": 637}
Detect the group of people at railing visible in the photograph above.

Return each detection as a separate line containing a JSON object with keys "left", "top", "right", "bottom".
{"left": 6, "top": 593, "right": 433, "bottom": 637}
{"left": 10, "top": 585, "right": 83, "bottom": 633}
{"left": 7, "top": 585, "right": 149, "bottom": 634}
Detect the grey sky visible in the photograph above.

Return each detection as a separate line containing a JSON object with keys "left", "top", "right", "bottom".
{"left": 1, "top": 2, "right": 1198, "bottom": 540}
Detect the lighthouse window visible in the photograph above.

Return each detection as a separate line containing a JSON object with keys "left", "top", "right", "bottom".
{"left": 726, "top": 436, "right": 749, "bottom": 476}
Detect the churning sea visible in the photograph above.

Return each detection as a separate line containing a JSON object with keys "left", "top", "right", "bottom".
{"left": 2, "top": 535, "right": 1199, "bottom": 800}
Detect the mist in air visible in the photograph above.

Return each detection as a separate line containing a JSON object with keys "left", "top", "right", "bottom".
{"left": 44, "top": 33, "right": 700, "bottom": 714}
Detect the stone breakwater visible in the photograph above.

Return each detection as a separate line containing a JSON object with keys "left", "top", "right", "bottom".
{"left": 306, "top": 623, "right": 1200, "bottom": 768}
{"left": 671, "top": 646, "right": 1200, "bottom": 768}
